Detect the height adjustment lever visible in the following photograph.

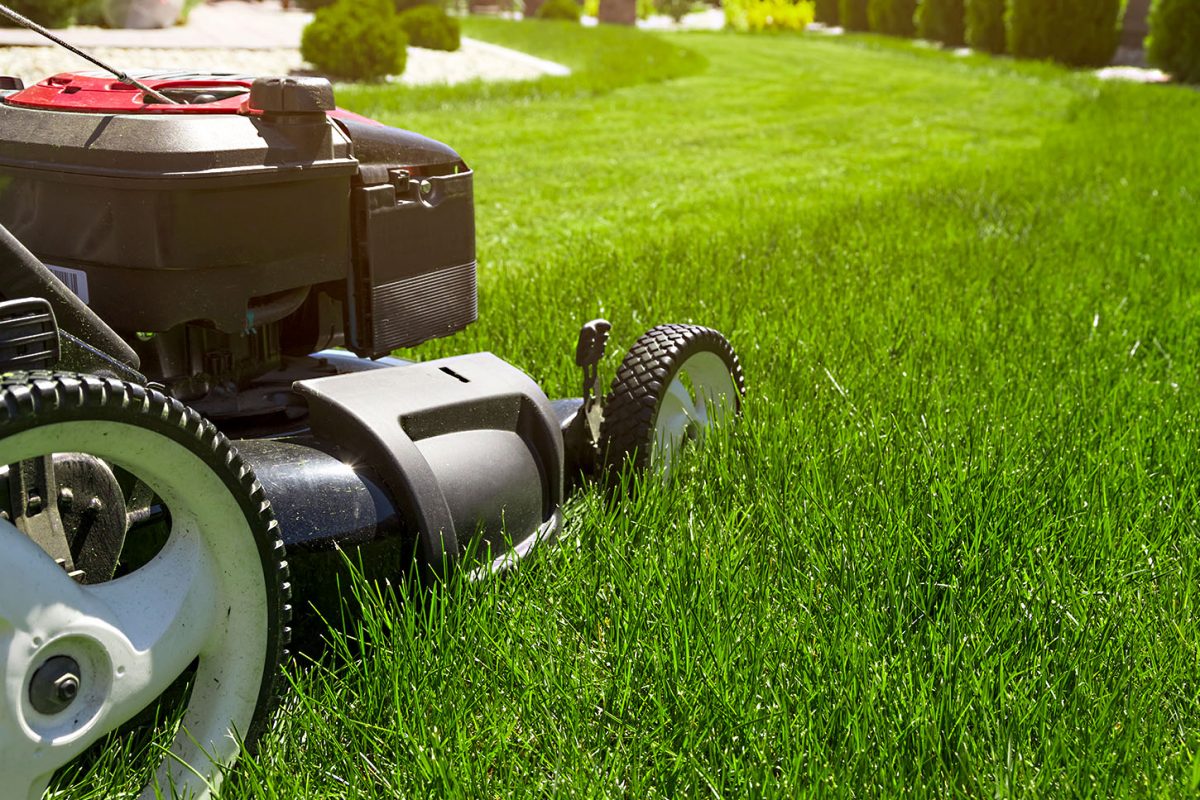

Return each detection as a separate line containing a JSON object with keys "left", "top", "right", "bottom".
{"left": 575, "top": 318, "right": 612, "bottom": 452}
{"left": 575, "top": 319, "right": 612, "bottom": 412}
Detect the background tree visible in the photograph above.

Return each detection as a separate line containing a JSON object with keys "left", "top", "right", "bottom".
{"left": 815, "top": 0, "right": 839, "bottom": 25}
{"left": 868, "top": 0, "right": 917, "bottom": 36}
{"left": 839, "top": 0, "right": 869, "bottom": 30}
{"left": 1147, "top": 0, "right": 1200, "bottom": 83}
{"left": 1008, "top": 0, "right": 1124, "bottom": 67}
{"left": 964, "top": 0, "right": 1006, "bottom": 53}
{"left": 917, "top": 0, "right": 965, "bottom": 45}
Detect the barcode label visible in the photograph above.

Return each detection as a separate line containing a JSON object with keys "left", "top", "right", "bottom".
{"left": 46, "top": 265, "right": 90, "bottom": 305}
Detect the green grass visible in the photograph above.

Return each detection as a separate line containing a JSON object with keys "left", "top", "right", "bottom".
{"left": 336, "top": 18, "right": 706, "bottom": 114}
{"left": 73, "top": 22, "right": 1200, "bottom": 799}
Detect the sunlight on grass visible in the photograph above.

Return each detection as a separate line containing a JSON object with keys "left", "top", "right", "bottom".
{"left": 119, "top": 21, "right": 1200, "bottom": 799}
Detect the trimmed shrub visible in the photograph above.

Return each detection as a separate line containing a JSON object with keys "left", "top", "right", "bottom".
{"left": 814, "top": 0, "right": 839, "bottom": 24}
{"left": 398, "top": 4, "right": 461, "bottom": 49}
{"left": 296, "top": 0, "right": 435, "bottom": 11}
{"left": 394, "top": 0, "right": 439, "bottom": 12}
{"left": 73, "top": 0, "right": 109, "bottom": 26}
{"left": 1008, "top": 0, "right": 1123, "bottom": 66}
{"left": 538, "top": 0, "right": 582, "bottom": 18}
{"left": 917, "top": 0, "right": 965, "bottom": 44}
{"left": 0, "top": 0, "right": 84, "bottom": 28}
{"left": 839, "top": 0, "right": 869, "bottom": 29}
{"left": 301, "top": 0, "right": 408, "bottom": 81}
{"left": 1147, "top": 0, "right": 1200, "bottom": 83}
{"left": 655, "top": 0, "right": 694, "bottom": 22}
{"left": 964, "top": 0, "right": 1005, "bottom": 53}
{"left": 868, "top": 0, "right": 916, "bottom": 35}
{"left": 725, "top": 0, "right": 814, "bottom": 31}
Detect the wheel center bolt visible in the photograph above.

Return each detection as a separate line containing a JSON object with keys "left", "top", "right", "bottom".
{"left": 29, "top": 655, "right": 82, "bottom": 715}
{"left": 55, "top": 674, "right": 79, "bottom": 702}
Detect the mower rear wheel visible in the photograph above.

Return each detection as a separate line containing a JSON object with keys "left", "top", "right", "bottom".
{"left": 0, "top": 372, "right": 289, "bottom": 800}
{"left": 600, "top": 324, "right": 745, "bottom": 478}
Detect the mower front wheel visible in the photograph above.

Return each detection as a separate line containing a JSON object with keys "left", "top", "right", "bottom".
{"left": 599, "top": 324, "right": 745, "bottom": 479}
{"left": 0, "top": 372, "right": 289, "bottom": 800}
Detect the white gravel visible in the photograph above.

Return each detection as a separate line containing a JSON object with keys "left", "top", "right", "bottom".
{"left": 1094, "top": 65, "right": 1171, "bottom": 84}
{"left": 0, "top": 38, "right": 568, "bottom": 86}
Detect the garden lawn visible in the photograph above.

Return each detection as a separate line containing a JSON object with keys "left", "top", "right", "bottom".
{"left": 65, "top": 21, "right": 1200, "bottom": 799}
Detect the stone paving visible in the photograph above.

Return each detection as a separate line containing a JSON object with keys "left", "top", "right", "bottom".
{"left": 0, "top": 0, "right": 308, "bottom": 49}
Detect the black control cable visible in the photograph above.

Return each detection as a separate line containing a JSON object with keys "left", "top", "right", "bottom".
{"left": 0, "top": 2, "right": 177, "bottom": 104}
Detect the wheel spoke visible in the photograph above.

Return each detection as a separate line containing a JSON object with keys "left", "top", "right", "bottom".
{"left": 656, "top": 378, "right": 695, "bottom": 458}
{"left": 665, "top": 377, "right": 698, "bottom": 421}
{"left": 0, "top": 381, "right": 282, "bottom": 800}
{"left": 86, "top": 521, "right": 218, "bottom": 727}
{"left": 0, "top": 519, "right": 98, "bottom": 621}
{"left": 16, "top": 771, "right": 51, "bottom": 800}
{"left": 679, "top": 372, "right": 711, "bottom": 427}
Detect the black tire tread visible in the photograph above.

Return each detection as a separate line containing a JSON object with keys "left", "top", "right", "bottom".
{"left": 599, "top": 324, "right": 745, "bottom": 473}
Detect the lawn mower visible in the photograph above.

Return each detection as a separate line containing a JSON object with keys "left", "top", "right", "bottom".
{"left": 0, "top": 11, "right": 745, "bottom": 799}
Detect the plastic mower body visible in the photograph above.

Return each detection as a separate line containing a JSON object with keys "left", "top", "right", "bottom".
{"left": 0, "top": 70, "right": 745, "bottom": 798}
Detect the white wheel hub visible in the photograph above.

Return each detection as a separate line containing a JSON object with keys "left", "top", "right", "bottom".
{"left": 652, "top": 351, "right": 739, "bottom": 475}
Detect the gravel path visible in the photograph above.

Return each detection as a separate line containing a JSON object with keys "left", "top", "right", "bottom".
{"left": 0, "top": 39, "right": 568, "bottom": 86}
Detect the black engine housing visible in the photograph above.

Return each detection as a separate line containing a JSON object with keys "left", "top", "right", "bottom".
{"left": 0, "top": 73, "right": 477, "bottom": 415}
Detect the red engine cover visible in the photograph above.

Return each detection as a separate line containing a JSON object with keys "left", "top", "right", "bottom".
{"left": 2, "top": 71, "right": 380, "bottom": 127}
{"left": 5, "top": 71, "right": 255, "bottom": 114}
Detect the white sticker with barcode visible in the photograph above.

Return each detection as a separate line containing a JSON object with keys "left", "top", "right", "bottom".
{"left": 46, "top": 265, "right": 90, "bottom": 305}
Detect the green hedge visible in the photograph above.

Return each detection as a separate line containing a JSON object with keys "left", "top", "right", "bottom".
{"left": 301, "top": 0, "right": 408, "bottom": 81}
{"left": 1008, "top": 0, "right": 1123, "bottom": 66}
{"left": 1147, "top": 0, "right": 1200, "bottom": 83}
{"left": 395, "top": 0, "right": 438, "bottom": 13}
{"left": 868, "top": 0, "right": 916, "bottom": 35}
{"left": 0, "top": 0, "right": 84, "bottom": 27}
{"left": 839, "top": 0, "right": 869, "bottom": 30}
{"left": 814, "top": 0, "right": 839, "bottom": 24}
{"left": 725, "top": 0, "right": 815, "bottom": 31}
{"left": 964, "top": 0, "right": 1006, "bottom": 53}
{"left": 537, "top": 0, "right": 582, "bottom": 19}
{"left": 398, "top": 4, "right": 461, "bottom": 50}
{"left": 917, "top": 0, "right": 965, "bottom": 45}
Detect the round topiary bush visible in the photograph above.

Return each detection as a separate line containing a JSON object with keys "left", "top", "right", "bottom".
{"left": 537, "top": 0, "right": 582, "bottom": 20}
{"left": 0, "top": 0, "right": 84, "bottom": 28}
{"left": 655, "top": 0, "right": 694, "bottom": 22}
{"left": 301, "top": 0, "right": 408, "bottom": 81}
{"left": 1147, "top": 0, "right": 1200, "bottom": 83}
{"left": 964, "top": 0, "right": 1006, "bottom": 53}
{"left": 1008, "top": 0, "right": 1123, "bottom": 67}
{"left": 917, "top": 0, "right": 965, "bottom": 45}
{"left": 868, "top": 0, "right": 916, "bottom": 35}
{"left": 395, "top": 0, "right": 438, "bottom": 13}
{"left": 814, "top": 0, "right": 839, "bottom": 24}
{"left": 398, "top": 5, "right": 461, "bottom": 50}
{"left": 839, "top": 0, "right": 869, "bottom": 30}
